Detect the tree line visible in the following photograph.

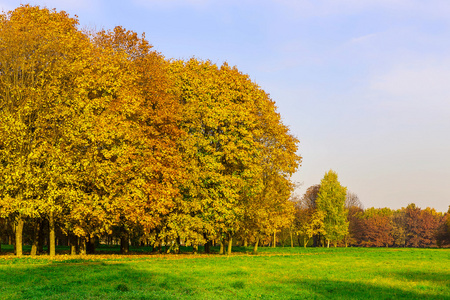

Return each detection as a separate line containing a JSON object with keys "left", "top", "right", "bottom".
{"left": 294, "top": 176, "right": 450, "bottom": 248}
{"left": 0, "top": 5, "right": 300, "bottom": 256}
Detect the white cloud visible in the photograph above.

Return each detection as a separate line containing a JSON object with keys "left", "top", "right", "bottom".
{"left": 349, "top": 33, "right": 378, "bottom": 44}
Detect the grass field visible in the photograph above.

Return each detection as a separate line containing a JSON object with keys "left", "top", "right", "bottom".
{"left": 0, "top": 246, "right": 448, "bottom": 299}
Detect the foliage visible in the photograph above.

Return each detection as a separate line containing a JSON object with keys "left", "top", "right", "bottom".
{"left": 316, "top": 170, "right": 348, "bottom": 247}
{"left": 0, "top": 5, "right": 300, "bottom": 255}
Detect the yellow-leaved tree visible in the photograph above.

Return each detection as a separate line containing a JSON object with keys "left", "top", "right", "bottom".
{"left": 0, "top": 5, "right": 95, "bottom": 256}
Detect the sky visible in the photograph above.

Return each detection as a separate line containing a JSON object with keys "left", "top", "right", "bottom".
{"left": 2, "top": 0, "right": 449, "bottom": 212}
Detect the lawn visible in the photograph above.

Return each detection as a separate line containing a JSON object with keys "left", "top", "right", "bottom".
{"left": 0, "top": 246, "right": 448, "bottom": 299}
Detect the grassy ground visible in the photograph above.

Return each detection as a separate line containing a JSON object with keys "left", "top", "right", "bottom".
{"left": 0, "top": 246, "right": 448, "bottom": 299}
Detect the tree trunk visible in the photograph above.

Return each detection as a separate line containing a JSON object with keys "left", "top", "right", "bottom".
{"left": 272, "top": 230, "right": 276, "bottom": 248}
{"left": 243, "top": 238, "right": 248, "bottom": 247}
{"left": 38, "top": 219, "right": 45, "bottom": 254}
{"left": 227, "top": 236, "right": 233, "bottom": 255}
{"left": 303, "top": 237, "right": 308, "bottom": 248}
{"left": 30, "top": 220, "right": 40, "bottom": 256}
{"left": 253, "top": 238, "right": 259, "bottom": 255}
{"left": 327, "top": 239, "right": 330, "bottom": 248}
{"left": 69, "top": 234, "right": 77, "bottom": 255}
{"left": 14, "top": 215, "right": 24, "bottom": 257}
{"left": 290, "top": 229, "right": 294, "bottom": 248}
{"left": 219, "top": 240, "right": 224, "bottom": 255}
{"left": 204, "top": 240, "right": 211, "bottom": 254}
{"left": 78, "top": 237, "right": 86, "bottom": 255}
{"left": 175, "top": 237, "right": 181, "bottom": 254}
{"left": 120, "top": 235, "right": 129, "bottom": 254}
{"left": 49, "top": 212, "right": 56, "bottom": 256}
{"left": 87, "top": 236, "right": 96, "bottom": 254}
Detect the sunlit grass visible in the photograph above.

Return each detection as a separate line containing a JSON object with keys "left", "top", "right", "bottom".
{"left": 0, "top": 246, "right": 448, "bottom": 299}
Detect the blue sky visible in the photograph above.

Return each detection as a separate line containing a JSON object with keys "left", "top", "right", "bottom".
{"left": 2, "top": 0, "right": 450, "bottom": 212}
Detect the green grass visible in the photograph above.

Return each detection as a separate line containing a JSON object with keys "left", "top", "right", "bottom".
{"left": 0, "top": 246, "right": 449, "bottom": 299}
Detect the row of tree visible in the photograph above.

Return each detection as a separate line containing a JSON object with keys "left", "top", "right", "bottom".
{"left": 0, "top": 5, "right": 300, "bottom": 256}
{"left": 294, "top": 179, "right": 450, "bottom": 248}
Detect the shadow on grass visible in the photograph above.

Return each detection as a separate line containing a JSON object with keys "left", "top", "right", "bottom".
{"left": 288, "top": 277, "right": 449, "bottom": 300}
{"left": 388, "top": 269, "right": 450, "bottom": 290}
{"left": 0, "top": 261, "right": 199, "bottom": 299}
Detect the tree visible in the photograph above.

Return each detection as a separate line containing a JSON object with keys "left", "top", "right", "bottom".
{"left": 345, "top": 191, "right": 363, "bottom": 210}
{"left": 87, "top": 26, "right": 185, "bottom": 254}
{"left": 168, "top": 58, "right": 300, "bottom": 254}
{"left": 391, "top": 209, "right": 407, "bottom": 247}
{"left": 0, "top": 5, "right": 94, "bottom": 256}
{"left": 295, "top": 208, "right": 326, "bottom": 247}
{"left": 300, "top": 185, "right": 320, "bottom": 210}
{"left": 403, "top": 204, "right": 442, "bottom": 247}
{"left": 347, "top": 206, "right": 364, "bottom": 246}
{"left": 361, "top": 208, "right": 393, "bottom": 247}
{"left": 436, "top": 206, "right": 450, "bottom": 247}
{"left": 316, "top": 170, "right": 348, "bottom": 247}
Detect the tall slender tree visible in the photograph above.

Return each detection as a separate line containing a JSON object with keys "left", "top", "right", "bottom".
{"left": 316, "top": 170, "right": 348, "bottom": 247}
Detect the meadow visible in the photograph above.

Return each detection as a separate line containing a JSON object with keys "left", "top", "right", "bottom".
{"left": 0, "top": 246, "right": 448, "bottom": 299}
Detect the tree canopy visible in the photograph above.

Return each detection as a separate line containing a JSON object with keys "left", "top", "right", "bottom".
{"left": 0, "top": 5, "right": 300, "bottom": 256}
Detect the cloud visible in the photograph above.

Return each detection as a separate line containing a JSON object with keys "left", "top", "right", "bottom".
{"left": 349, "top": 33, "right": 378, "bottom": 44}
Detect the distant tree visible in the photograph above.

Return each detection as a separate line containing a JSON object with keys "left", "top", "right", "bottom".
{"left": 404, "top": 204, "right": 422, "bottom": 247}
{"left": 295, "top": 209, "right": 326, "bottom": 247}
{"left": 403, "top": 204, "right": 442, "bottom": 247}
{"left": 347, "top": 206, "right": 364, "bottom": 246}
{"left": 316, "top": 170, "right": 348, "bottom": 247}
{"left": 362, "top": 208, "right": 394, "bottom": 247}
{"left": 419, "top": 208, "right": 442, "bottom": 247}
{"left": 436, "top": 206, "right": 450, "bottom": 247}
{"left": 391, "top": 209, "right": 407, "bottom": 247}
{"left": 345, "top": 191, "right": 364, "bottom": 210}
{"left": 300, "top": 185, "right": 320, "bottom": 210}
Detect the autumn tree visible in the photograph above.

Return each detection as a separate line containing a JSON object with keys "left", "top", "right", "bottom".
{"left": 345, "top": 191, "right": 363, "bottom": 210}
{"left": 84, "top": 26, "right": 185, "bottom": 254}
{"left": 346, "top": 206, "right": 364, "bottom": 246}
{"left": 403, "top": 204, "right": 441, "bottom": 247}
{"left": 316, "top": 170, "right": 348, "bottom": 247}
{"left": 293, "top": 185, "right": 321, "bottom": 247}
{"left": 390, "top": 209, "right": 407, "bottom": 247}
{"left": 168, "top": 59, "right": 250, "bottom": 253}
{"left": 301, "top": 185, "right": 321, "bottom": 210}
{"left": 436, "top": 206, "right": 450, "bottom": 247}
{"left": 0, "top": 5, "right": 95, "bottom": 256}
{"left": 361, "top": 208, "right": 394, "bottom": 247}
{"left": 168, "top": 59, "right": 300, "bottom": 254}
{"left": 295, "top": 208, "right": 326, "bottom": 247}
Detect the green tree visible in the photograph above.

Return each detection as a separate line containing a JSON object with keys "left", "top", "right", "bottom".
{"left": 316, "top": 170, "right": 348, "bottom": 247}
